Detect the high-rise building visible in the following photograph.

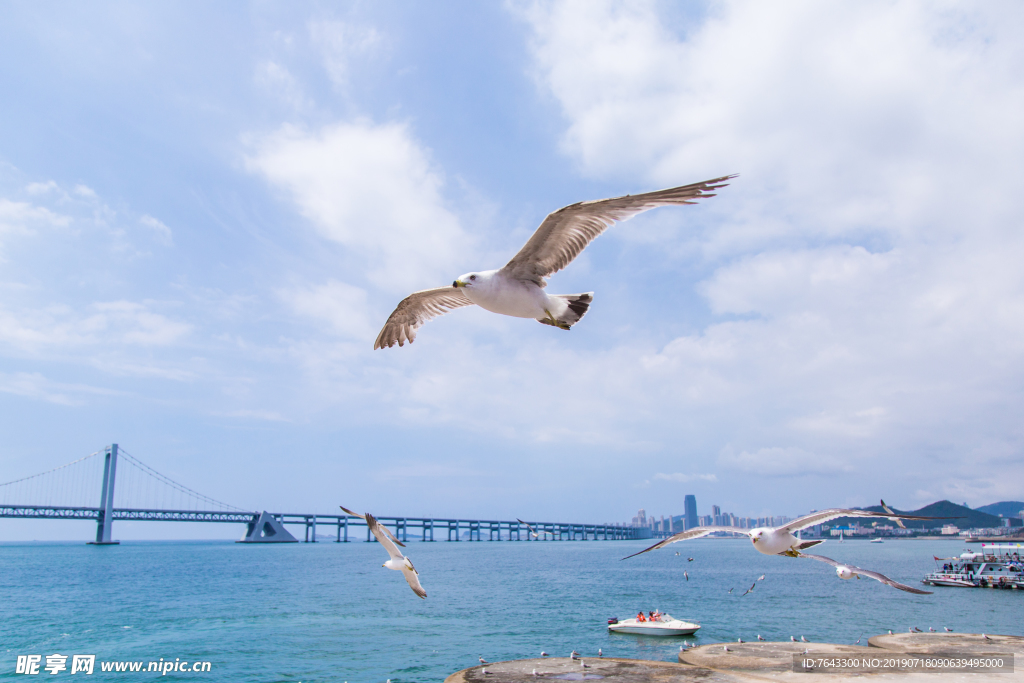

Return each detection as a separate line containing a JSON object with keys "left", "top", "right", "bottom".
{"left": 684, "top": 495, "right": 698, "bottom": 530}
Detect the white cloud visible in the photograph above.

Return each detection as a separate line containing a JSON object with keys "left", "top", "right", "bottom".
{"left": 247, "top": 120, "right": 473, "bottom": 292}
{"left": 279, "top": 279, "right": 375, "bottom": 341}
{"left": 719, "top": 446, "right": 851, "bottom": 477}
{"left": 254, "top": 60, "right": 311, "bottom": 110}
{"left": 309, "top": 20, "right": 382, "bottom": 88}
{"left": 139, "top": 214, "right": 173, "bottom": 245}
{"left": 508, "top": 0, "right": 1024, "bottom": 504}
{"left": 653, "top": 472, "right": 717, "bottom": 483}
{"left": 0, "top": 371, "right": 117, "bottom": 406}
{"left": 0, "top": 300, "right": 191, "bottom": 350}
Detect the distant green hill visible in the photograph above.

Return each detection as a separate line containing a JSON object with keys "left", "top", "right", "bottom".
{"left": 835, "top": 500, "right": 1001, "bottom": 530}
{"left": 975, "top": 501, "right": 1024, "bottom": 518}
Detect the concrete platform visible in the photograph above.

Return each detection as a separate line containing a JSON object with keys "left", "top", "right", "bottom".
{"left": 678, "top": 642, "right": 873, "bottom": 671}
{"left": 445, "top": 657, "right": 750, "bottom": 683}
{"left": 868, "top": 631, "right": 1024, "bottom": 654}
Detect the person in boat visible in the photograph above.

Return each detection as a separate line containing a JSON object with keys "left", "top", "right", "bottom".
{"left": 636, "top": 611, "right": 646, "bottom": 622}
{"left": 652, "top": 609, "right": 661, "bottom": 621}
{"left": 648, "top": 611, "right": 656, "bottom": 622}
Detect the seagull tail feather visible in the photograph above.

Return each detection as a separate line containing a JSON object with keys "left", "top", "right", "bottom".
{"left": 539, "top": 293, "right": 593, "bottom": 330}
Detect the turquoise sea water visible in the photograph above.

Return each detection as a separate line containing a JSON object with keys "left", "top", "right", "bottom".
{"left": 1, "top": 538, "right": 1020, "bottom": 681}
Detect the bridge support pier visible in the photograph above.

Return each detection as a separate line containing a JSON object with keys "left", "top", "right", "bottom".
{"left": 88, "top": 444, "right": 120, "bottom": 545}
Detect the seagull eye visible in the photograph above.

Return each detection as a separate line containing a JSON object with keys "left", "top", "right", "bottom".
{"left": 470, "top": 275, "right": 476, "bottom": 280}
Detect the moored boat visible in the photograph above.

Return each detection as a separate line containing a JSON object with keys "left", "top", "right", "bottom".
{"left": 923, "top": 544, "right": 1024, "bottom": 589}
{"left": 607, "top": 614, "right": 700, "bottom": 636}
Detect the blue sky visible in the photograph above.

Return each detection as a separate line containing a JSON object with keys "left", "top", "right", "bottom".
{"left": 2, "top": 1, "right": 1023, "bottom": 540}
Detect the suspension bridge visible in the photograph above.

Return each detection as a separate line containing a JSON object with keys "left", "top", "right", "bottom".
{"left": 0, "top": 444, "right": 643, "bottom": 544}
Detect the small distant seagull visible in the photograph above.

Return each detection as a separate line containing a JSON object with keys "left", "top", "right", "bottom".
{"left": 597, "top": 649, "right": 602, "bottom": 658}
{"left": 541, "top": 651, "right": 548, "bottom": 657}
{"left": 880, "top": 500, "right": 906, "bottom": 529}
{"left": 757, "top": 574, "right": 766, "bottom": 581}
{"left": 791, "top": 636, "right": 797, "bottom": 642}
{"left": 479, "top": 657, "right": 488, "bottom": 664}
{"left": 580, "top": 661, "right": 589, "bottom": 669}
{"left": 374, "top": 176, "right": 735, "bottom": 348}
{"left": 757, "top": 635, "right": 765, "bottom": 641}
{"left": 888, "top": 630, "right": 894, "bottom": 635}
{"left": 688, "top": 557, "right": 694, "bottom": 562}
{"left": 983, "top": 634, "right": 991, "bottom": 640}
{"left": 723, "top": 645, "right": 730, "bottom": 652}
{"left": 737, "top": 638, "right": 744, "bottom": 643}
{"left": 802, "top": 649, "right": 809, "bottom": 655}
{"left": 675, "top": 552, "right": 680, "bottom": 555}
{"left": 684, "top": 571, "right": 689, "bottom": 581}
{"left": 855, "top": 638, "right": 861, "bottom": 645}
{"left": 622, "top": 508, "right": 948, "bottom": 560}
{"left": 741, "top": 582, "right": 756, "bottom": 596}
{"left": 342, "top": 507, "right": 426, "bottom": 599}
{"left": 728, "top": 587, "right": 734, "bottom": 593}
{"left": 531, "top": 669, "right": 538, "bottom": 677}
{"left": 929, "top": 627, "right": 935, "bottom": 632}
{"left": 517, "top": 519, "right": 555, "bottom": 539}
{"left": 801, "top": 636, "right": 809, "bottom": 643}
{"left": 481, "top": 669, "right": 488, "bottom": 675}
{"left": 570, "top": 650, "right": 579, "bottom": 660}
{"left": 800, "top": 554, "right": 933, "bottom": 594}
{"left": 912, "top": 627, "right": 923, "bottom": 633}
{"left": 944, "top": 627, "right": 953, "bottom": 632}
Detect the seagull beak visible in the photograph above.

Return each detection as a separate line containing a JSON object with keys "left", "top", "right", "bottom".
{"left": 453, "top": 280, "right": 465, "bottom": 288}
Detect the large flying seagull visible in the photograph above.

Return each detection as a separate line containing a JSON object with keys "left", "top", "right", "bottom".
{"left": 374, "top": 175, "right": 734, "bottom": 349}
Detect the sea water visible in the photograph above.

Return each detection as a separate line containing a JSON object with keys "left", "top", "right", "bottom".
{"left": 0, "top": 538, "right": 1020, "bottom": 681}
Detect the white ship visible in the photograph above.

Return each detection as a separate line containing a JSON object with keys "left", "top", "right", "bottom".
{"left": 923, "top": 544, "right": 1024, "bottom": 589}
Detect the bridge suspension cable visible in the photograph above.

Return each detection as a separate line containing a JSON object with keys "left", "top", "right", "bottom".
{"left": 0, "top": 448, "right": 105, "bottom": 507}
{"left": 115, "top": 448, "right": 246, "bottom": 512}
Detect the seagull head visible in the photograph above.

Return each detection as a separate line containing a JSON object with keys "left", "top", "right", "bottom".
{"left": 751, "top": 529, "right": 765, "bottom": 544}
{"left": 453, "top": 272, "right": 480, "bottom": 288}
{"left": 835, "top": 566, "right": 855, "bottom": 580}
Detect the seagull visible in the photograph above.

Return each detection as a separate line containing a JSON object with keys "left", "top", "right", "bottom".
{"left": 983, "top": 634, "right": 991, "bottom": 640}
{"left": 741, "top": 582, "right": 756, "bottom": 596}
{"left": 541, "top": 651, "right": 548, "bottom": 657}
{"left": 517, "top": 519, "right": 556, "bottom": 539}
{"left": 531, "top": 669, "right": 538, "bottom": 677}
{"left": 479, "top": 657, "right": 488, "bottom": 664}
{"left": 737, "top": 638, "right": 744, "bottom": 643}
{"left": 723, "top": 646, "right": 730, "bottom": 652}
{"left": 373, "top": 176, "right": 734, "bottom": 348}
{"left": 757, "top": 635, "right": 765, "bottom": 641}
{"left": 929, "top": 627, "right": 935, "bottom": 632}
{"left": 888, "top": 630, "right": 894, "bottom": 635}
{"left": 481, "top": 669, "right": 488, "bottom": 675}
{"left": 580, "top": 661, "right": 589, "bottom": 669}
{"left": 684, "top": 571, "right": 689, "bottom": 581}
{"left": 597, "top": 649, "right": 602, "bottom": 658}
{"left": 944, "top": 627, "right": 953, "bottom": 632}
{"left": 880, "top": 500, "right": 906, "bottom": 529}
{"left": 688, "top": 557, "right": 694, "bottom": 562}
{"left": 855, "top": 638, "right": 861, "bottom": 645}
{"left": 340, "top": 505, "right": 406, "bottom": 548}
{"left": 800, "top": 554, "right": 933, "bottom": 594}
{"left": 343, "top": 508, "right": 426, "bottom": 598}
{"left": 623, "top": 508, "right": 949, "bottom": 561}
{"left": 791, "top": 636, "right": 797, "bottom": 642}
{"left": 728, "top": 587, "right": 734, "bottom": 594}
{"left": 570, "top": 650, "right": 579, "bottom": 660}
{"left": 801, "top": 636, "right": 809, "bottom": 643}
{"left": 757, "top": 574, "right": 766, "bottom": 581}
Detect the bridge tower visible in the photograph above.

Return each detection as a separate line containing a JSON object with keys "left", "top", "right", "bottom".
{"left": 88, "top": 444, "right": 120, "bottom": 545}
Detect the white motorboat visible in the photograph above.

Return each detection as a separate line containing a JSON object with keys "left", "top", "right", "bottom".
{"left": 870, "top": 538, "right": 883, "bottom": 543}
{"left": 607, "top": 614, "right": 700, "bottom": 636}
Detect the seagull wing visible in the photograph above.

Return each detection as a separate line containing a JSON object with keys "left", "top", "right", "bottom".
{"left": 780, "top": 508, "right": 951, "bottom": 533}
{"left": 401, "top": 559, "right": 427, "bottom": 599}
{"left": 499, "top": 176, "right": 734, "bottom": 286}
{"left": 365, "top": 513, "right": 405, "bottom": 561}
{"left": 622, "top": 526, "right": 746, "bottom": 560}
{"left": 340, "top": 505, "right": 405, "bottom": 547}
{"left": 741, "top": 582, "right": 756, "bottom": 596}
{"left": 880, "top": 499, "right": 906, "bottom": 529}
{"left": 800, "top": 553, "right": 932, "bottom": 595}
{"left": 517, "top": 519, "right": 554, "bottom": 535}
{"left": 374, "top": 287, "right": 474, "bottom": 349}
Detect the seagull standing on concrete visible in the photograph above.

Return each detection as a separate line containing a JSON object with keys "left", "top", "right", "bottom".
{"left": 341, "top": 506, "right": 426, "bottom": 599}
{"left": 623, "top": 508, "right": 946, "bottom": 560}
{"left": 757, "top": 635, "right": 765, "bottom": 641}
{"left": 374, "top": 176, "right": 734, "bottom": 348}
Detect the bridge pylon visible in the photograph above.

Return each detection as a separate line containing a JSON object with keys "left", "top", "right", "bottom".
{"left": 87, "top": 444, "right": 120, "bottom": 545}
